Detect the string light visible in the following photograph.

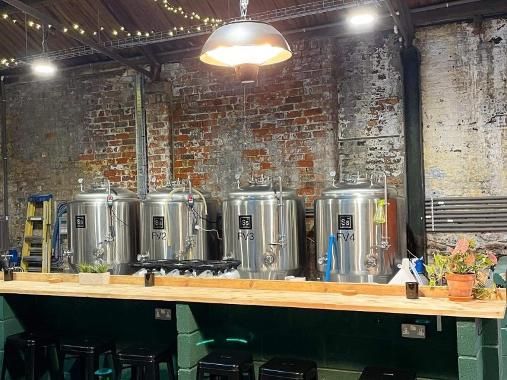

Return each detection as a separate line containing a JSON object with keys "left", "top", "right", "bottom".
{"left": 0, "top": 2, "right": 227, "bottom": 70}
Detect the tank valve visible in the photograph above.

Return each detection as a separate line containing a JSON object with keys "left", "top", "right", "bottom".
{"left": 263, "top": 254, "right": 275, "bottom": 266}
{"left": 137, "top": 252, "right": 149, "bottom": 263}
{"left": 365, "top": 253, "right": 379, "bottom": 274}
{"left": 317, "top": 255, "right": 328, "bottom": 265}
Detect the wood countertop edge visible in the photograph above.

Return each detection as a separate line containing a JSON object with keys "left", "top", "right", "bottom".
{"left": 0, "top": 280, "right": 504, "bottom": 319}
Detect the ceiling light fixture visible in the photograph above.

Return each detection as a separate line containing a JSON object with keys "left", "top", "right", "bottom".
{"left": 200, "top": 0, "right": 292, "bottom": 83}
{"left": 347, "top": 9, "right": 377, "bottom": 26}
{"left": 31, "top": 58, "right": 57, "bottom": 76}
{"left": 31, "top": 26, "right": 57, "bottom": 78}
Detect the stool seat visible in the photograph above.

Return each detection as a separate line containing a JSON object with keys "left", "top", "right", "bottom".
{"left": 259, "top": 358, "right": 317, "bottom": 380}
{"left": 199, "top": 351, "right": 253, "bottom": 372}
{"left": 197, "top": 351, "right": 255, "bottom": 380}
{"left": 1, "top": 331, "right": 59, "bottom": 380}
{"left": 118, "top": 344, "right": 172, "bottom": 364}
{"left": 5, "top": 332, "right": 57, "bottom": 348}
{"left": 117, "top": 344, "right": 175, "bottom": 380}
{"left": 60, "top": 336, "right": 114, "bottom": 354}
{"left": 59, "top": 337, "right": 118, "bottom": 380}
{"left": 359, "top": 366, "right": 416, "bottom": 380}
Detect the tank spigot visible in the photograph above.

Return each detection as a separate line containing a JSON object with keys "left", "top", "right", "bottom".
{"left": 137, "top": 252, "right": 149, "bottom": 263}
{"left": 317, "top": 255, "right": 327, "bottom": 265}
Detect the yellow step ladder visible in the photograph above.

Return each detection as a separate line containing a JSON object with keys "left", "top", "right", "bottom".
{"left": 21, "top": 194, "right": 53, "bottom": 273}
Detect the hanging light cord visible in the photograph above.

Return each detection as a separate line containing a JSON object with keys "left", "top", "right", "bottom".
{"left": 240, "top": 0, "right": 249, "bottom": 18}
{"left": 41, "top": 25, "right": 47, "bottom": 55}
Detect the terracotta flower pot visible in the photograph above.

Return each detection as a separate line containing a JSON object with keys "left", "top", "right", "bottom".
{"left": 446, "top": 272, "right": 475, "bottom": 301}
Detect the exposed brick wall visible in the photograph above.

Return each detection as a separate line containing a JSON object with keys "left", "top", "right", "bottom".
{"left": 78, "top": 72, "right": 137, "bottom": 188}
{"left": 0, "top": 31, "right": 406, "bottom": 245}
{"left": 418, "top": 18, "right": 507, "bottom": 254}
{"left": 2, "top": 69, "right": 138, "bottom": 243}
{"left": 151, "top": 36, "right": 340, "bottom": 204}
{"left": 6, "top": 18, "right": 506, "bottom": 257}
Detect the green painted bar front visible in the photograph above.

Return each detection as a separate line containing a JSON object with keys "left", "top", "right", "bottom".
{"left": 0, "top": 295, "right": 505, "bottom": 379}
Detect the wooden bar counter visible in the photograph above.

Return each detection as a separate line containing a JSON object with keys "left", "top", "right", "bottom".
{"left": 0, "top": 272, "right": 505, "bottom": 319}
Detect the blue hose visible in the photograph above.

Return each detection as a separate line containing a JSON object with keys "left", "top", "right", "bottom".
{"left": 324, "top": 234, "right": 336, "bottom": 282}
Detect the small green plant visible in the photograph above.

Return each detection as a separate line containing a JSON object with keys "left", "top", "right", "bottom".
{"left": 425, "top": 237, "right": 498, "bottom": 297}
{"left": 78, "top": 263, "right": 109, "bottom": 273}
{"left": 425, "top": 253, "right": 448, "bottom": 287}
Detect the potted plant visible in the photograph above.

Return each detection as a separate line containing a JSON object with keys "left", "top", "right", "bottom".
{"left": 426, "top": 238, "right": 497, "bottom": 301}
{"left": 78, "top": 263, "right": 110, "bottom": 285}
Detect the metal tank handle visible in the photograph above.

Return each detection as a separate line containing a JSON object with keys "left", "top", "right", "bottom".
{"left": 265, "top": 176, "right": 287, "bottom": 268}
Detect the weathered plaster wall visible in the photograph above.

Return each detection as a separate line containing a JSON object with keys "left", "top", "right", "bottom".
{"left": 337, "top": 33, "right": 404, "bottom": 190}
{"left": 418, "top": 18, "right": 507, "bottom": 253}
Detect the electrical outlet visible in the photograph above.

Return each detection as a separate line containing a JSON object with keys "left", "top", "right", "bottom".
{"left": 401, "top": 323, "right": 426, "bottom": 339}
{"left": 155, "top": 308, "right": 172, "bottom": 320}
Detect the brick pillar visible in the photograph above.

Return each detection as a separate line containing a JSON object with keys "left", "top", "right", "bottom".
{"left": 457, "top": 317, "right": 505, "bottom": 380}
{"left": 176, "top": 304, "right": 209, "bottom": 380}
{"left": 0, "top": 297, "right": 24, "bottom": 371}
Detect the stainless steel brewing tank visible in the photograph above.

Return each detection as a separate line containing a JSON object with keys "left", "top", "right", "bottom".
{"left": 140, "top": 186, "right": 218, "bottom": 261}
{"left": 68, "top": 186, "right": 139, "bottom": 274}
{"left": 222, "top": 182, "right": 305, "bottom": 279}
{"left": 314, "top": 180, "right": 403, "bottom": 283}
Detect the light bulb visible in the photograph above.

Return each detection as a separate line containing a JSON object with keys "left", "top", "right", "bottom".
{"left": 206, "top": 45, "right": 287, "bottom": 67}
{"left": 348, "top": 12, "right": 377, "bottom": 26}
{"left": 31, "top": 59, "right": 57, "bottom": 77}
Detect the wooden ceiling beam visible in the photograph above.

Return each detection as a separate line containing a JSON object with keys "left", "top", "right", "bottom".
{"left": 99, "top": 0, "right": 162, "bottom": 80}
{"left": 411, "top": 0, "right": 507, "bottom": 27}
{"left": 1, "top": 0, "right": 152, "bottom": 77}
{"left": 384, "top": 0, "right": 415, "bottom": 47}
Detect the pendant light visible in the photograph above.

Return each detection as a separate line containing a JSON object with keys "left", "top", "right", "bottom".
{"left": 200, "top": 0, "right": 292, "bottom": 83}
{"left": 31, "top": 26, "right": 57, "bottom": 77}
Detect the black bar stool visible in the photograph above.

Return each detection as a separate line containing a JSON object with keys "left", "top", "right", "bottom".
{"left": 117, "top": 344, "right": 175, "bottom": 380}
{"left": 259, "top": 358, "right": 317, "bottom": 380}
{"left": 0, "top": 331, "right": 60, "bottom": 380}
{"left": 359, "top": 367, "right": 416, "bottom": 380}
{"left": 58, "top": 337, "right": 118, "bottom": 380}
{"left": 197, "top": 351, "right": 255, "bottom": 380}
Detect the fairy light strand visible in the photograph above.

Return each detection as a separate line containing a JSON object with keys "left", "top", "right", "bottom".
{"left": 0, "top": 2, "right": 225, "bottom": 68}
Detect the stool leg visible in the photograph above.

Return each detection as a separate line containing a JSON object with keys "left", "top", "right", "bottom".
{"left": 144, "top": 363, "right": 160, "bottom": 380}
{"left": 24, "top": 345, "right": 36, "bottom": 380}
{"left": 83, "top": 353, "right": 99, "bottom": 380}
{"left": 116, "top": 364, "right": 123, "bottom": 380}
{"left": 133, "top": 366, "right": 141, "bottom": 380}
{"left": 166, "top": 358, "right": 175, "bottom": 380}
{"left": 196, "top": 367, "right": 205, "bottom": 380}
{"left": 58, "top": 351, "right": 66, "bottom": 380}
{"left": 0, "top": 345, "right": 7, "bottom": 380}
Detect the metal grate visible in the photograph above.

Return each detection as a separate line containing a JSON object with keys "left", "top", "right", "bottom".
{"left": 425, "top": 197, "right": 507, "bottom": 233}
